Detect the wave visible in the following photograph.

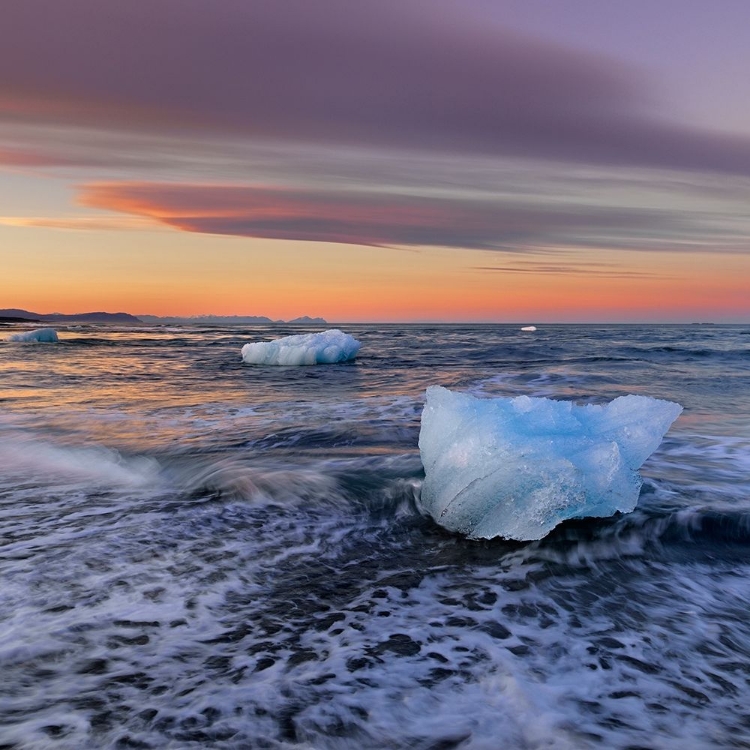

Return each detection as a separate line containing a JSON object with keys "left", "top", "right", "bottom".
{"left": 3, "top": 415, "right": 749, "bottom": 567}
{"left": 0, "top": 424, "right": 160, "bottom": 490}
{"left": 0, "top": 420, "right": 421, "bottom": 519}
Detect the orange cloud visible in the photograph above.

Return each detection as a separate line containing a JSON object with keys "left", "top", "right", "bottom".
{"left": 78, "top": 181, "right": 709, "bottom": 253}
{"left": 0, "top": 215, "right": 154, "bottom": 231}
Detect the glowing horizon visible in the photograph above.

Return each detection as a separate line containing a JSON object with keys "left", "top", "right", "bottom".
{"left": 3, "top": 226, "right": 747, "bottom": 323}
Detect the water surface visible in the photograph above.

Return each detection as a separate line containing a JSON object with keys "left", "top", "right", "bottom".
{"left": 1, "top": 323, "right": 749, "bottom": 749}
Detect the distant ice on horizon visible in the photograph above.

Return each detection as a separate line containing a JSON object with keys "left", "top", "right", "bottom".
{"left": 241, "top": 329, "right": 361, "bottom": 366}
{"left": 7, "top": 328, "right": 59, "bottom": 343}
{"left": 418, "top": 386, "right": 682, "bottom": 541}
{"left": 520, "top": 325, "right": 537, "bottom": 332}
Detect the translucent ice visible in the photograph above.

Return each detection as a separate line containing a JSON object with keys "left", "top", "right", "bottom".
{"left": 8, "top": 328, "right": 59, "bottom": 343}
{"left": 418, "top": 386, "right": 682, "bottom": 541}
{"left": 241, "top": 329, "right": 361, "bottom": 366}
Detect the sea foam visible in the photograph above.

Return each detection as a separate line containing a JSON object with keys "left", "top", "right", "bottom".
{"left": 0, "top": 428, "right": 159, "bottom": 489}
{"left": 418, "top": 386, "right": 682, "bottom": 541}
{"left": 8, "top": 328, "right": 58, "bottom": 343}
{"left": 241, "top": 329, "right": 361, "bottom": 366}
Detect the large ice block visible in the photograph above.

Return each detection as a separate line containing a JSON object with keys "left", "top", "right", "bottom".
{"left": 418, "top": 386, "right": 682, "bottom": 541}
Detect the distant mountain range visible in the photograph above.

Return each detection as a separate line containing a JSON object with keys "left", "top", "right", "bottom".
{"left": 0, "top": 308, "right": 141, "bottom": 323}
{"left": 0, "top": 309, "right": 327, "bottom": 326}
{"left": 0, "top": 315, "right": 40, "bottom": 323}
{"left": 138, "top": 314, "right": 328, "bottom": 326}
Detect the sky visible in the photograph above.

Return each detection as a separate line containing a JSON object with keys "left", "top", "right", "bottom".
{"left": 1, "top": 0, "right": 749, "bottom": 322}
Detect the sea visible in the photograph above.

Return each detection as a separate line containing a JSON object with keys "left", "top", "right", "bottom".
{"left": 1, "top": 322, "right": 749, "bottom": 750}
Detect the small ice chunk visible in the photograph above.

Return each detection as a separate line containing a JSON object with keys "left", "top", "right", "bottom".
{"left": 241, "top": 329, "right": 361, "bottom": 366}
{"left": 418, "top": 386, "right": 682, "bottom": 541}
{"left": 520, "top": 326, "right": 537, "bottom": 332}
{"left": 8, "top": 328, "right": 59, "bottom": 343}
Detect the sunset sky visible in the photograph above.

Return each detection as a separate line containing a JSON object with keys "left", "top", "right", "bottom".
{"left": 1, "top": 0, "right": 749, "bottom": 322}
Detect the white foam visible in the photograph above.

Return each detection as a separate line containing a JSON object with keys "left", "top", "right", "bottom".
{"left": 418, "top": 386, "right": 682, "bottom": 541}
{"left": 241, "top": 329, "right": 361, "bottom": 366}
{"left": 0, "top": 429, "right": 159, "bottom": 489}
{"left": 7, "top": 327, "right": 59, "bottom": 343}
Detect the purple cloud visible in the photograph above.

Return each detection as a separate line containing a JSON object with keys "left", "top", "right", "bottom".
{"left": 2, "top": 0, "right": 750, "bottom": 174}
{"left": 78, "top": 181, "right": 721, "bottom": 252}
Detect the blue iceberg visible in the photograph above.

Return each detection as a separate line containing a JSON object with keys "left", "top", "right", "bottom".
{"left": 8, "top": 328, "right": 59, "bottom": 343}
{"left": 241, "top": 329, "right": 361, "bottom": 366}
{"left": 418, "top": 386, "right": 682, "bottom": 541}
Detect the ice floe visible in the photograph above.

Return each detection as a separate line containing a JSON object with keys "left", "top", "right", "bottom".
{"left": 418, "top": 386, "right": 682, "bottom": 541}
{"left": 241, "top": 329, "right": 360, "bottom": 365}
{"left": 7, "top": 328, "right": 59, "bottom": 343}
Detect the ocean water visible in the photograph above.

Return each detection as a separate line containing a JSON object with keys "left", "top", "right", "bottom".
{"left": 1, "top": 323, "right": 749, "bottom": 750}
